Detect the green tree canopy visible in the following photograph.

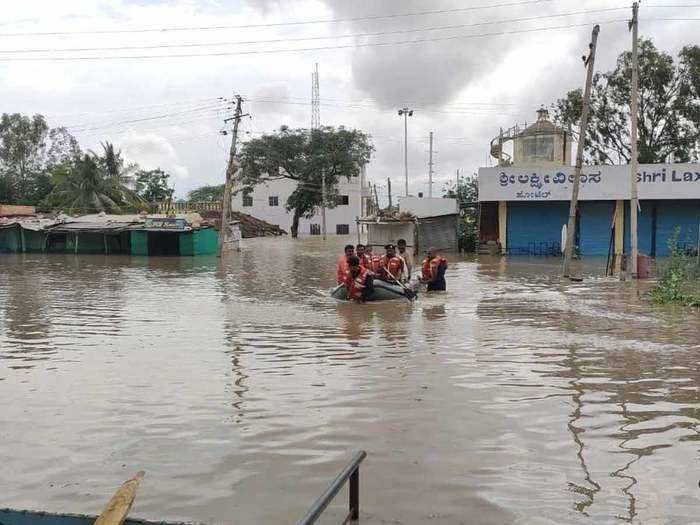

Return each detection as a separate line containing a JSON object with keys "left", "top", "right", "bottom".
{"left": 553, "top": 40, "right": 699, "bottom": 164}
{"left": 135, "top": 168, "right": 173, "bottom": 202}
{"left": 0, "top": 113, "right": 81, "bottom": 205}
{"left": 187, "top": 183, "right": 225, "bottom": 202}
{"left": 238, "top": 126, "right": 373, "bottom": 237}
{"left": 44, "top": 152, "right": 145, "bottom": 215}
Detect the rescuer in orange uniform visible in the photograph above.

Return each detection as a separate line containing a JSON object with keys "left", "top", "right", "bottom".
{"left": 336, "top": 244, "right": 355, "bottom": 284}
{"left": 420, "top": 247, "right": 448, "bottom": 291}
{"left": 379, "top": 244, "right": 405, "bottom": 282}
{"left": 344, "top": 255, "right": 373, "bottom": 301}
{"left": 356, "top": 243, "right": 372, "bottom": 270}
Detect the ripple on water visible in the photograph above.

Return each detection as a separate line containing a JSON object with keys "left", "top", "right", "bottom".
{"left": 1, "top": 247, "right": 699, "bottom": 524}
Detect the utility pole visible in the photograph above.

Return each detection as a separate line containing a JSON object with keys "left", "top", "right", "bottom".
{"left": 219, "top": 95, "right": 247, "bottom": 257}
{"left": 398, "top": 107, "right": 413, "bottom": 197}
{"left": 563, "top": 25, "right": 600, "bottom": 278}
{"left": 387, "top": 178, "right": 393, "bottom": 208}
{"left": 321, "top": 168, "right": 327, "bottom": 240}
{"left": 428, "top": 131, "right": 434, "bottom": 198}
{"left": 629, "top": 3, "right": 640, "bottom": 278}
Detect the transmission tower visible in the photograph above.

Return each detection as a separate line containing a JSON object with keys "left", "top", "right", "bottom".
{"left": 311, "top": 62, "right": 320, "bottom": 129}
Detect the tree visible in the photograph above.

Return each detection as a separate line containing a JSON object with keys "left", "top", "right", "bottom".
{"left": 187, "top": 184, "right": 225, "bottom": 202}
{"left": 0, "top": 113, "right": 82, "bottom": 205}
{"left": 238, "top": 126, "right": 373, "bottom": 237}
{"left": 45, "top": 153, "right": 145, "bottom": 214}
{"left": 135, "top": 168, "right": 172, "bottom": 203}
{"left": 443, "top": 174, "right": 479, "bottom": 252}
{"left": 553, "top": 40, "right": 699, "bottom": 164}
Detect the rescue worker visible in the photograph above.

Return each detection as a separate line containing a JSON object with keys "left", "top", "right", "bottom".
{"left": 379, "top": 244, "right": 405, "bottom": 282}
{"left": 344, "top": 255, "right": 373, "bottom": 302}
{"left": 396, "top": 238, "right": 413, "bottom": 282}
{"left": 356, "top": 243, "right": 371, "bottom": 270}
{"left": 420, "top": 247, "right": 448, "bottom": 291}
{"left": 336, "top": 244, "right": 355, "bottom": 284}
{"left": 367, "top": 245, "right": 382, "bottom": 273}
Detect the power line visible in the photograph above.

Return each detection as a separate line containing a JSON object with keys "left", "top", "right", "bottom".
{"left": 0, "top": 0, "right": 556, "bottom": 37}
{"left": 1, "top": 18, "right": 693, "bottom": 62}
{"left": 0, "top": 7, "right": 632, "bottom": 54}
{"left": 65, "top": 102, "right": 230, "bottom": 132}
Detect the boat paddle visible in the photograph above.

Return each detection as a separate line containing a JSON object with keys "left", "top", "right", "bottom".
{"left": 380, "top": 267, "right": 417, "bottom": 302}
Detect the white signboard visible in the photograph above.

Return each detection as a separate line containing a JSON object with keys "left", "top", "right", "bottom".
{"left": 478, "top": 163, "right": 700, "bottom": 202}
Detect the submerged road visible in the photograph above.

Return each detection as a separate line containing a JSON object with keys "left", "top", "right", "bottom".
{"left": 1, "top": 237, "right": 699, "bottom": 524}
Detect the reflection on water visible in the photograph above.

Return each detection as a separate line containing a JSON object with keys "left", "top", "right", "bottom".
{"left": 1, "top": 241, "right": 699, "bottom": 524}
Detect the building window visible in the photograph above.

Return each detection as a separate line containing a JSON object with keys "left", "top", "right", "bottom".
{"left": 269, "top": 196, "right": 279, "bottom": 206}
{"left": 336, "top": 224, "right": 350, "bottom": 235}
{"left": 310, "top": 224, "right": 321, "bottom": 235}
{"left": 242, "top": 195, "right": 253, "bottom": 207}
{"left": 336, "top": 195, "right": 349, "bottom": 205}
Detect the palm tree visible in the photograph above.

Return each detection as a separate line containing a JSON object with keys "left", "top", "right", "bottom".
{"left": 45, "top": 153, "right": 145, "bottom": 214}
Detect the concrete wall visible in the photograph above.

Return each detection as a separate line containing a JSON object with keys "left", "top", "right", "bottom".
{"left": 231, "top": 177, "right": 363, "bottom": 236}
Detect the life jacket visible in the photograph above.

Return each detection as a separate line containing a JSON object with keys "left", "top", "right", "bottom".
{"left": 345, "top": 266, "right": 369, "bottom": 300}
{"left": 336, "top": 255, "right": 350, "bottom": 284}
{"left": 358, "top": 253, "right": 371, "bottom": 270}
{"left": 421, "top": 258, "right": 431, "bottom": 280}
{"left": 429, "top": 256, "right": 447, "bottom": 279}
{"left": 380, "top": 255, "right": 403, "bottom": 279}
{"left": 370, "top": 254, "right": 382, "bottom": 272}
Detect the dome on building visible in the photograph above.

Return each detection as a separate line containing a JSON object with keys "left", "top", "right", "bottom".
{"left": 519, "top": 108, "right": 567, "bottom": 136}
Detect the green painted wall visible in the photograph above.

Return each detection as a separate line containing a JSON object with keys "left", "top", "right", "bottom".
{"left": 65, "top": 232, "right": 106, "bottom": 254}
{"left": 23, "top": 230, "right": 46, "bottom": 252}
{"left": 0, "top": 226, "right": 20, "bottom": 253}
{"left": 131, "top": 231, "right": 149, "bottom": 256}
{"left": 179, "top": 232, "right": 194, "bottom": 256}
{"left": 193, "top": 228, "right": 218, "bottom": 255}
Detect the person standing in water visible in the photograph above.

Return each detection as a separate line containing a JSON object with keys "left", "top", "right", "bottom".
{"left": 420, "top": 247, "right": 447, "bottom": 291}
{"left": 396, "top": 238, "right": 413, "bottom": 282}
{"left": 336, "top": 244, "right": 355, "bottom": 284}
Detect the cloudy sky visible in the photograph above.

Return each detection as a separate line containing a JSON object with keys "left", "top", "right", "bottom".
{"left": 2, "top": 0, "right": 696, "bottom": 201}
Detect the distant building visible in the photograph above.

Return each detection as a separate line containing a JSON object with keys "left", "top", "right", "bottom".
{"left": 231, "top": 173, "right": 368, "bottom": 236}
{"left": 479, "top": 109, "right": 700, "bottom": 257}
{"left": 359, "top": 196, "right": 459, "bottom": 255}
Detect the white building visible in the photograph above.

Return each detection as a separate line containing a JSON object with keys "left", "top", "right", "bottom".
{"left": 231, "top": 174, "right": 368, "bottom": 236}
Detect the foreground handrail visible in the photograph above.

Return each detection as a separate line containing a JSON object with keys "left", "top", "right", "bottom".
{"left": 296, "top": 450, "right": 367, "bottom": 525}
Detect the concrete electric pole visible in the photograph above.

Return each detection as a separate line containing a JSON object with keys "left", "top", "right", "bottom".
{"left": 398, "top": 107, "right": 413, "bottom": 197}
{"left": 321, "top": 168, "right": 327, "bottom": 240}
{"left": 428, "top": 131, "right": 434, "bottom": 198}
{"left": 219, "top": 95, "right": 248, "bottom": 257}
{"left": 629, "top": 3, "right": 640, "bottom": 278}
{"left": 563, "top": 25, "right": 600, "bottom": 278}
{"left": 387, "top": 178, "right": 393, "bottom": 209}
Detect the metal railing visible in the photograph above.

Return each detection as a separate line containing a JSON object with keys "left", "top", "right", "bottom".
{"left": 296, "top": 450, "right": 367, "bottom": 525}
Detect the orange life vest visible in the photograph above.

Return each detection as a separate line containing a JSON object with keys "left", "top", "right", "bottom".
{"left": 336, "top": 255, "right": 350, "bottom": 284}
{"left": 380, "top": 255, "right": 403, "bottom": 278}
{"left": 344, "top": 266, "right": 369, "bottom": 300}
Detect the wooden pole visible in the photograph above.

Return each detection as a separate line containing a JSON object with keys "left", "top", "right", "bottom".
{"left": 93, "top": 471, "right": 145, "bottom": 525}
{"left": 219, "top": 95, "right": 245, "bottom": 257}
{"left": 629, "top": 2, "right": 640, "bottom": 278}
{"left": 563, "top": 25, "right": 600, "bottom": 278}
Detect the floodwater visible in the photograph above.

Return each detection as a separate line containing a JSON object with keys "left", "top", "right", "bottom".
{"left": 1, "top": 238, "right": 699, "bottom": 525}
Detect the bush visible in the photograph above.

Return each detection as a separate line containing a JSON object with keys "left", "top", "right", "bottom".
{"left": 651, "top": 229, "right": 700, "bottom": 306}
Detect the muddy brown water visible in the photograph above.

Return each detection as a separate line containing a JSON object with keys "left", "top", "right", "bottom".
{"left": 1, "top": 237, "right": 699, "bottom": 525}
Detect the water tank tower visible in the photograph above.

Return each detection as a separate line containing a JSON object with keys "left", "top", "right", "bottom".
{"left": 490, "top": 108, "right": 571, "bottom": 167}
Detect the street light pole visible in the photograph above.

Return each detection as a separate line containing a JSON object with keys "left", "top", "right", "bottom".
{"left": 398, "top": 107, "right": 413, "bottom": 197}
